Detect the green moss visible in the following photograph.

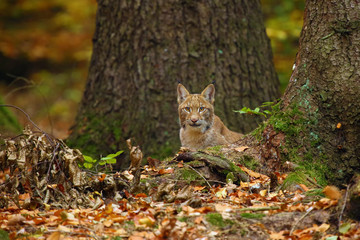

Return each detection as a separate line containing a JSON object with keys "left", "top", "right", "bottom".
{"left": 238, "top": 155, "right": 259, "bottom": 170}
{"left": 205, "top": 213, "right": 233, "bottom": 228}
{"left": 206, "top": 145, "right": 225, "bottom": 158}
{"left": 179, "top": 168, "right": 202, "bottom": 182}
{"left": 268, "top": 104, "right": 307, "bottom": 137}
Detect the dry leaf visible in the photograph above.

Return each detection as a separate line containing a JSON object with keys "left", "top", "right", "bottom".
{"left": 234, "top": 146, "right": 249, "bottom": 152}
{"left": 159, "top": 168, "right": 174, "bottom": 175}
{"left": 8, "top": 214, "right": 26, "bottom": 226}
{"left": 46, "top": 231, "right": 61, "bottom": 240}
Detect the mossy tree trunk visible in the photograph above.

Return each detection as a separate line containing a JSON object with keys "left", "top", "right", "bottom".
{"left": 280, "top": 0, "right": 360, "bottom": 184}
{"left": 68, "top": 0, "right": 279, "bottom": 165}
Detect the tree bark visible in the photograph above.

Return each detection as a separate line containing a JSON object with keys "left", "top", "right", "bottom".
{"left": 68, "top": 0, "right": 279, "bottom": 164}
{"left": 280, "top": 0, "right": 360, "bottom": 184}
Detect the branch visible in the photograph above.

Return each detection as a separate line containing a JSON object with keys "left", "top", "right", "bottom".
{"left": 0, "top": 104, "right": 55, "bottom": 146}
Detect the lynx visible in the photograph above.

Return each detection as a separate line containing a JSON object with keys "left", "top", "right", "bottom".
{"left": 177, "top": 83, "right": 242, "bottom": 150}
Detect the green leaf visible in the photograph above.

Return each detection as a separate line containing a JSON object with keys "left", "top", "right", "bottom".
{"left": 99, "top": 161, "right": 106, "bottom": 165}
{"left": 83, "top": 155, "right": 96, "bottom": 162}
{"left": 260, "top": 101, "right": 274, "bottom": 107}
{"left": 106, "top": 158, "right": 117, "bottom": 164}
{"left": 325, "top": 236, "right": 338, "bottom": 240}
{"left": 234, "top": 107, "right": 251, "bottom": 114}
{"left": 83, "top": 162, "right": 93, "bottom": 169}
{"left": 254, "top": 107, "right": 260, "bottom": 113}
{"left": 263, "top": 110, "right": 272, "bottom": 115}
{"left": 101, "top": 150, "right": 124, "bottom": 160}
{"left": 339, "top": 222, "right": 351, "bottom": 234}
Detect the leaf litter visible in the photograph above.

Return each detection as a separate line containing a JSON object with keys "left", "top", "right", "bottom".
{"left": 0, "top": 128, "right": 359, "bottom": 239}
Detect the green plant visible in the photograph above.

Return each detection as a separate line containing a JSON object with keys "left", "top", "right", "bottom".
{"left": 234, "top": 101, "right": 276, "bottom": 117}
{"left": 81, "top": 150, "right": 124, "bottom": 169}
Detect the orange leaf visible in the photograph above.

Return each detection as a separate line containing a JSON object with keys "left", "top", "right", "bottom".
{"left": 98, "top": 173, "right": 106, "bottom": 182}
{"left": 18, "top": 193, "right": 30, "bottom": 200}
{"left": 104, "top": 203, "right": 113, "bottom": 214}
{"left": 134, "top": 193, "right": 147, "bottom": 198}
{"left": 193, "top": 186, "right": 206, "bottom": 191}
{"left": 195, "top": 206, "right": 214, "bottom": 214}
{"left": 159, "top": 168, "right": 174, "bottom": 175}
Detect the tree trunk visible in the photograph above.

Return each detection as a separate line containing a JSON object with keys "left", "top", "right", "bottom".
{"left": 280, "top": 0, "right": 360, "bottom": 184}
{"left": 68, "top": 0, "right": 279, "bottom": 164}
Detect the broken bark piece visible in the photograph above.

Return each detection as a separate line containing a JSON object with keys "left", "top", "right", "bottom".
{"left": 126, "top": 139, "right": 143, "bottom": 171}
{"left": 346, "top": 174, "right": 360, "bottom": 220}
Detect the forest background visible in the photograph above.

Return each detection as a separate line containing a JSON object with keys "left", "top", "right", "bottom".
{"left": 0, "top": 0, "right": 304, "bottom": 142}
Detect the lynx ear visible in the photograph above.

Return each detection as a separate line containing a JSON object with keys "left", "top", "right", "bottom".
{"left": 177, "top": 84, "right": 190, "bottom": 104}
{"left": 201, "top": 84, "right": 215, "bottom": 104}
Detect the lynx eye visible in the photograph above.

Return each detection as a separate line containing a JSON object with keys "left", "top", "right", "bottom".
{"left": 184, "top": 107, "right": 191, "bottom": 112}
{"left": 199, "top": 107, "right": 206, "bottom": 112}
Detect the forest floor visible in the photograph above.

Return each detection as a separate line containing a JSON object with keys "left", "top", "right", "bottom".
{"left": 0, "top": 129, "right": 359, "bottom": 240}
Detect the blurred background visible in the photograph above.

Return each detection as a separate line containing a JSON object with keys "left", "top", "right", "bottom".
{"left": 0, "top": 0, "right": 304, "bottom": 139}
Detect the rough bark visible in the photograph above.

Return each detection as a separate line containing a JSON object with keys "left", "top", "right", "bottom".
{"left": 281, "top": 0, "right": 360, "bottom": 184}
{"left": 68, "top": 0, "right": 279, "bottom": 164}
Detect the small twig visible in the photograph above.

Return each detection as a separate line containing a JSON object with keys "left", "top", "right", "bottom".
{"left": 290, "top": 206, "right": 314, "bottom": 235}
{"left": 338, "top": 184, "right": 350, "bottom": 228}
{"left": 0, "top": 104, "right": 55, "bottom": 146}
{"left": 186, "top": 164, "right": 212, "bottom": 189}
{"left": 237, "top": 206, "right": 280, "bottom": 212}
{"left": 305, "top": 175, "right": 322, "bottom": 188}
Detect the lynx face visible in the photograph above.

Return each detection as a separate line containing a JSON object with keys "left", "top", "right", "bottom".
{"left": 177, "top": 84, "right": 215, "bottom": 133}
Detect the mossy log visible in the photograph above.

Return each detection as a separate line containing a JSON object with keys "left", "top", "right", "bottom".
{"left": 175, "top": 151, "right": 248, "bottom": 182}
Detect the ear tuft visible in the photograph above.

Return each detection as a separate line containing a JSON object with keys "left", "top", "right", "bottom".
{"left": 177, "top": 84, "right": 189, "bottom": 104}
{"left": 201, "top": 84, "right": 215, "bottom": 104}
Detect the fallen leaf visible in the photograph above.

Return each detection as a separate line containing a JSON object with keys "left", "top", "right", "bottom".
{"left": 234, "top": 146, "right": 249, "bottom": 152}
{"left": 138, "top": 216, "right": 155, "bottom": 227}
{"left": 47, "top": 231, "right": 61, "bottom": 240}
{"left": 215, "top": 188, "right": 227, "bottom": 199}
{"left": 339, "top": 222, "right": 351, "bottom": 234}
{"left": 103, "top": 219, "right": 113, "bottom": 227}
{"left": 8, "top": 215, "right": 26, "bottom": 226}
{"left": 193, "top": 186, "right": 206, "bottom": 191}
{"left": 159, "top": 168, "right": 174, "bottom": 175}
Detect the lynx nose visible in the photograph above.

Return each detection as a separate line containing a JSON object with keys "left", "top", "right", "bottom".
{"left": 191, "top": 118, "right": 199, "bottom": 123}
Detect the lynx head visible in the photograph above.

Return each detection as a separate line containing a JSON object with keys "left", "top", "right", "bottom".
{"left": 177, "top": 83, "right": 215, "bottom": 132}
